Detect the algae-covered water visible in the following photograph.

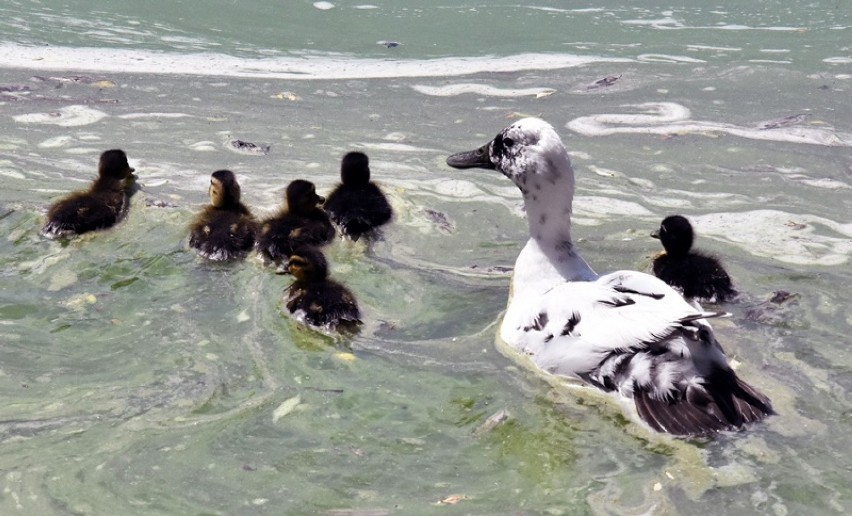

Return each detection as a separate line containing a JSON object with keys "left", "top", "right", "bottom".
{"left": 1, "top": 1, "right": 851, "bottom": 514}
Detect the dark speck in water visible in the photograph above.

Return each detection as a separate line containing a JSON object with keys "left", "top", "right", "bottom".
{"left": 424, "top": 208, "right": 454, "bottom": 233}
{"left": 587, "top": 74, "right": 622, "bottom": 90}
{"left": 226, "top": 139, "right": 270, "bottom": 155}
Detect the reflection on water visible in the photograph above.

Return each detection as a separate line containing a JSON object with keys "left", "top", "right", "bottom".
{"left": 1, "top": 0, "right": 851, "bottom": 513}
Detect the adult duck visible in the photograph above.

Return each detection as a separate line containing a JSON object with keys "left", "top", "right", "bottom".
{"left": 446, "top": 118, "right": 772, "bottom": 436}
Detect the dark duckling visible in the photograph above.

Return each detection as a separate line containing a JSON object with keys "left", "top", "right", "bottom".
{"left": 188, "top": 170, "right": 258, "bottom": 261}
{"left": 323, "top": 151, "right": 393, "bottom": 241}
{"left": 42, "top": 149, "right": 136, "bottom": 239}
{"left": 651, "top": 215, "right": 737, "bottom": 303}
{"left": 284, "top": 246, "right": 362, "bottom": 333}
{"left": 256, "top": 179, "right": 335, "bottom": 266}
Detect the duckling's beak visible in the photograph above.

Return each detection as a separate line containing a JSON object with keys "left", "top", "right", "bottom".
{"left": 651, "top": 230, "right": 660, "bottom": 239}
{"left": 446, "top": 142, "right": 495, "bottom": 170}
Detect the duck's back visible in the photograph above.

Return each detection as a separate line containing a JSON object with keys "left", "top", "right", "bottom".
{"left": 43, "top": 189, "right": 128, "bottom": 239}
{"left": 189, "top": 207, "right": 257, "bottom": 261}
{"left": 653, "top": 251, "right": 736, "bottom": 303}
{"left": 286, "top": 280, "right": 362, "bottom": 331}
{"left": 257, "top": 211, "right": 335, "bottom": 263}
{"left": 324, "top": 183, "right": 392, "bottom": 238}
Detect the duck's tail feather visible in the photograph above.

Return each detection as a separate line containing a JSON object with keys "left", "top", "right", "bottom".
{"left": 634, "top": 369, "right": 774, "bottom": 436}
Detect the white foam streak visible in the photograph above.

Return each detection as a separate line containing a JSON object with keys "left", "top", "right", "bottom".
{"left": 567, "top": 102, "right": 852, "bottom": 147}
{"left": 411, "top": 84, "right": 556, "bottom": 97}
{"left": 0, "top": 44, "right": 631, "bottom": 79}
{"left": 693, "top": 211, "right": 852, "bottom": 266}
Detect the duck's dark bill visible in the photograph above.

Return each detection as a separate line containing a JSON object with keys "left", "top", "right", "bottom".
{"left": 446, "top": 143, "right": 495, "bottom": 170}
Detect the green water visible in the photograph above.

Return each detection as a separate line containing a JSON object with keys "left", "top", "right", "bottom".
{"left": 1, "top": 0, "right": 852, "bottom": 513}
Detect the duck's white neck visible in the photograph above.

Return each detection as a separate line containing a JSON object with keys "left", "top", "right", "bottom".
{"left": 510, "top": 154, "right": 597, "bottom": 300}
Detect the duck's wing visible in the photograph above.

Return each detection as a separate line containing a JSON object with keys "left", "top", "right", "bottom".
{"left": 504, "top": 271, "right": 772, "bottom": 436}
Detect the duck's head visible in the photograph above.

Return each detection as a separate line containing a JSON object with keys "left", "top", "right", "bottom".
{"left": 209, "top": 169, "right": 241, "bottom": 208}
{"left": 340, "top": 151, "right": 370, "bottom": 187}
{"left": 652, "top": 215, "right": 695, "bottom": 256}
{"left": 446, "top": 118, "right": 572, "bottom": 191}
{"left": 286, "top": 179, "right": 324, "bottom": 213}
{"left": 99, "top": 149, "right": 136, "bottom": 184}
{"left": 286, "top": 246, "right": 329, "bottom": 282}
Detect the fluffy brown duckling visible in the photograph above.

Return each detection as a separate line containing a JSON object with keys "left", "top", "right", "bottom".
{"left": 188, "top": 170, "right": 258, "bottom": 261}
{"left": 284, "top": 245, "right": 362, "bottom": 334}
{"left": 256, "top": 179, "right": 335, "bottom": 266}
{"left": 42, "top": 149, "right": 136, "bottom": 239}
{"left": 323, "top": 151, "right": 392, "bottom": 241}
{"left": 651, "top": 215, "right": 737, "bottom": 303}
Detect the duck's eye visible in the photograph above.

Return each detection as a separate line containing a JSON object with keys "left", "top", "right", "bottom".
{"left": 503, "top": 137, "right": 515, "bottom": 147}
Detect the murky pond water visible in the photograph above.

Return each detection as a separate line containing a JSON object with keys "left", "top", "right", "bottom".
{"left": 1, "top": 1, "right": 850, "bottom": 514}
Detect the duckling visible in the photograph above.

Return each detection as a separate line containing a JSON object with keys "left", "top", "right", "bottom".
{"left": 284, "top": 245, "right": 362, "bottom": 333}
{"left": 256, "top": 179, "right": 335, "bottom": 266}
{"left": 188, "top": 170, "right": 258, "bottom": 261}
{"left": 651, "top": 215, "right": 737, "bottom": 303}
{"left": 323, "top": 151, "right": 393, "bottom": 240}
{"left": 42, "top": 149, "right": 136, "bottom": 239}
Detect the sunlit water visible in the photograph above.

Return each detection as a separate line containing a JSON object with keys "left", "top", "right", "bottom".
{"left": 1, "top": 1, "right": 850, "bottom": 514}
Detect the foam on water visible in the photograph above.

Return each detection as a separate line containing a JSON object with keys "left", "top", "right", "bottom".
{"left": 567, "top": 102, "right": 852, "bottom": 146}
{"left": 13, "top": 105, "right": 108, "bottom": 127}
{"left": 0, "top": 43, "right": 631, "bottom": 79}
{"left": 411, "top": 84, "right": 557, "bottom": 97}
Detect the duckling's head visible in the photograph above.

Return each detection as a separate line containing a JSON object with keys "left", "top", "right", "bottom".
{"left": 652, "top": 215, "right": 695, "bottom": 256}
{"left": 209, "top": 169, "right": 241, "bottom": 208}
{"left": 340, "top": 151, "right": 370, "bottom": 187}
{"left": 446, "top": 118, "right": 572, "bottom": 193}
{"left": 99, "top": 149, "right": 135, "bottom": 182}
{"left": 287, "top": 246, "right": 329, "bottom": 282}
{"left": 286, "top": 179, "right": 324, "bottom": 213}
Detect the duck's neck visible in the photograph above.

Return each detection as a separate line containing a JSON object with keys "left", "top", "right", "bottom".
{"left": 510, "top": 159, "right": 597, "bottom": 300}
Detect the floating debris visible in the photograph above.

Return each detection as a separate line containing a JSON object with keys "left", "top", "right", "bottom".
{"left": 225, "top": 138, "right": 270, "bottom": 155}
{"left": 423, "top": 208, "right": 454, "bottom": 233}
{"left": 145, "top": 199, "right": 179, "bottom": 208}
{"left": 472, "top": 408, "right": 510, "bottom": 436}
{"left": 435, "top": 494, "right": 468, "bottom": 506}
{"left": 271, "top": 91, "right": 300, "bottom": 101}
{"left": 587, "top": 74, "right": 622, "bottom": 90}
{"left": 91, "top": 80, "right": 116, "bottom": 88}
{"left": 272, "top": 395, "right": 302, "bottom": 423}
{"left": 758, "top": 113, "right": 809, "bottom": 130}
{"left": 743, "top": 290, "right": 802, "bottom": 327}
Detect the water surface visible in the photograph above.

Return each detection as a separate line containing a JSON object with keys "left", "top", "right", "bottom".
{"left": 1, "top": 1, "right": 851, "bottom": 514}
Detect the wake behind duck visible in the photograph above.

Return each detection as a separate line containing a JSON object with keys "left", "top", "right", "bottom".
{"left": 447, "top": 118, "right": 773, "bottom": 436}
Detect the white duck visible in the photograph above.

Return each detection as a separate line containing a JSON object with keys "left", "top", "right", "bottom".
{"left": 446, "top": 118, "right": 773, "bottom": 436}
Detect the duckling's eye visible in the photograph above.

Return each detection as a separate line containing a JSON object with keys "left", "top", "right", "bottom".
{"left": 503, "top": 137, "right": 515, "bottom": 148}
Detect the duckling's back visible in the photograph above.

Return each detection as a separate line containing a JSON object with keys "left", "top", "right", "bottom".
{"left": 42, "top": 188, "right": 129, "bottom": 239}
{"left": 286, "top": 279, "right": 362, "bottom": 332}
{"left": 189, "top": 206, "right": 257, "bottom": 261}
{"left": 324, "top": 183, "right": 392, "bottom": 239}
{"left": 653, "top": 251, "right": 736, "bottom": 303}
{"left": 257, "top": 212, "right": 335, "bottom": 263}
